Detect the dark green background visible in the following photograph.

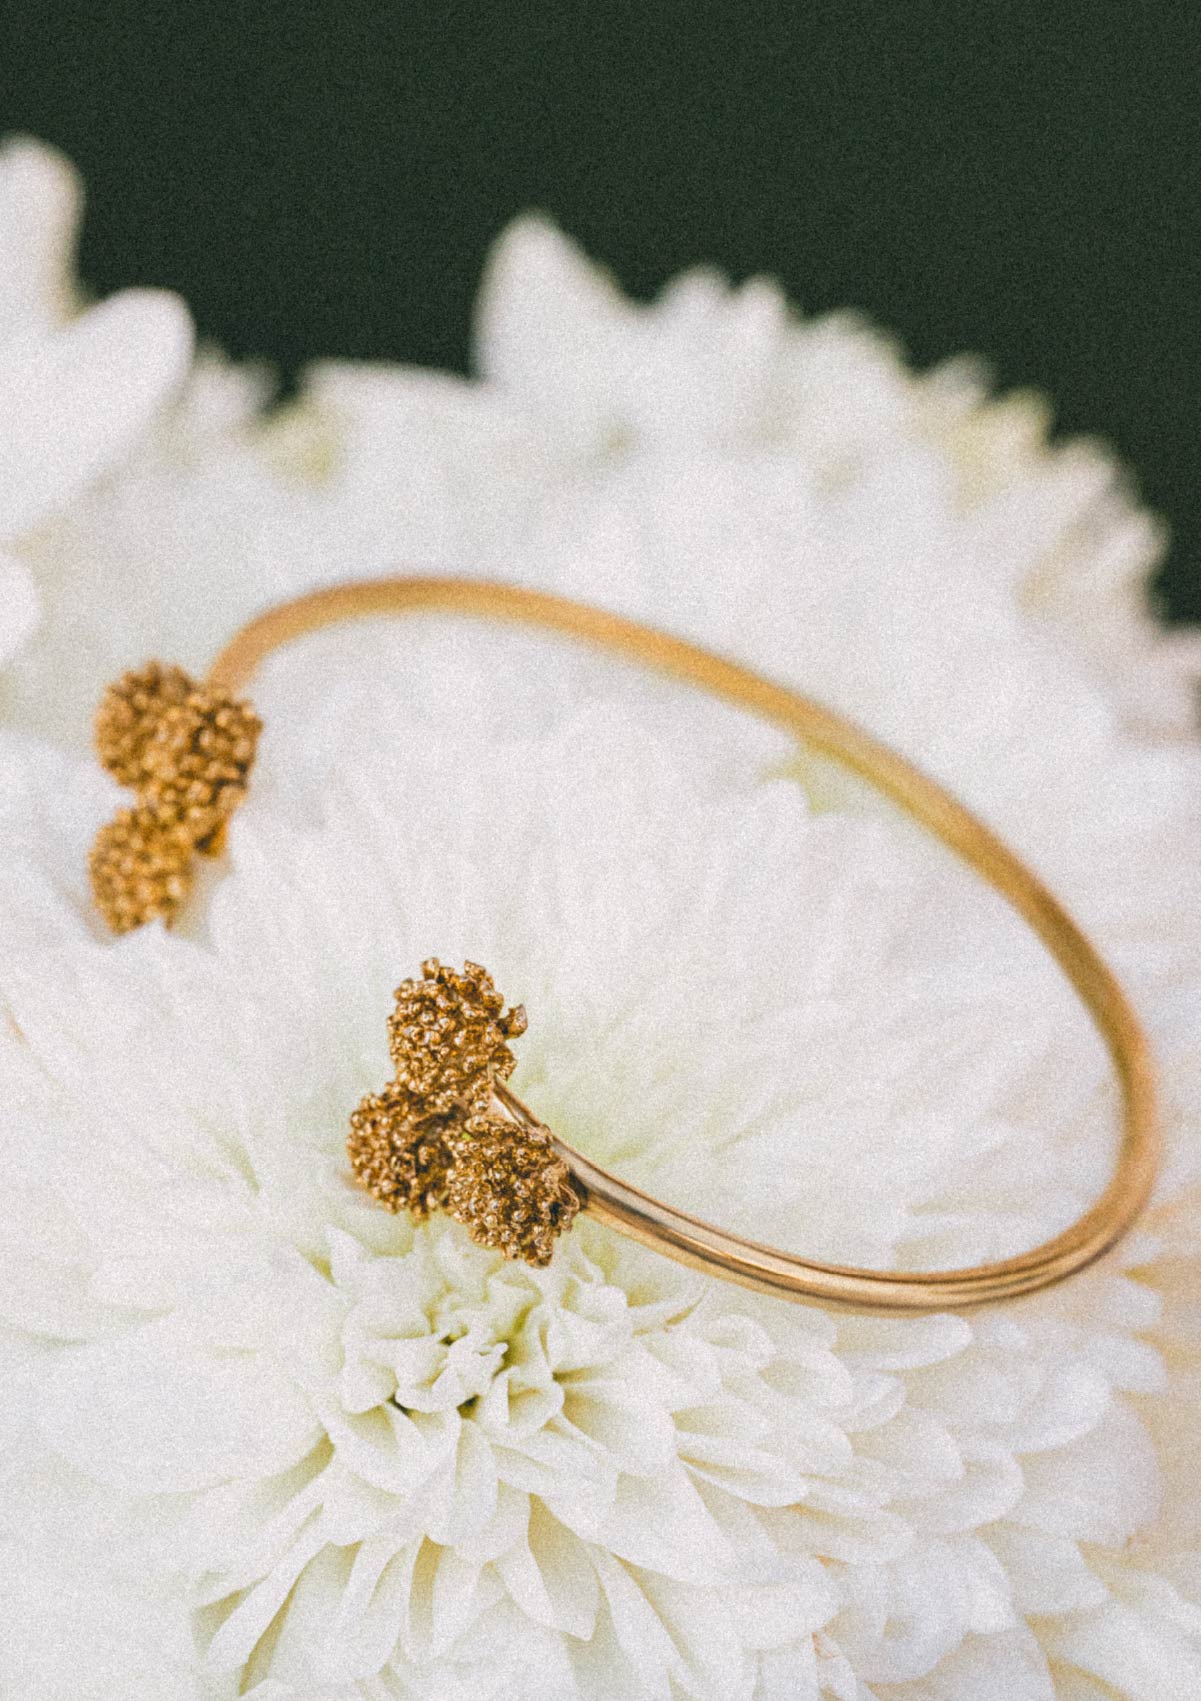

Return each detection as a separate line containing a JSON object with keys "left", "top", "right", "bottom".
{"left": 4, "top": 0, "right": 1200, "bottom": 621}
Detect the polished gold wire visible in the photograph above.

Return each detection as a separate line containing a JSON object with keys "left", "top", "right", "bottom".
{"left": 206, "top": 575, "right": 1158, "bottom": 1313}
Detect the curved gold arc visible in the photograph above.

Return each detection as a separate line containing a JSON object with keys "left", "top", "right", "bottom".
{"left": 210, "top": 576, "right": 1159, "bottom": 1312}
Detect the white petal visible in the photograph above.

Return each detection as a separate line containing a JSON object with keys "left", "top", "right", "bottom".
{"left": 1013, "top": 1402, "right": 1160, "bottom": 1545}
{"left": 589, "top": 1466, "right": 736, "bottom": 1585}
{"left": 205, "top": 1517, "right": 330, "bottom": 1672}
{"left": 984, "top": 1527, "right": 1108, "bottom": 1615}
{"left": 44, "top": 1325, "right": 322, "bottom": 1494}
{"left": 1044, "top": 1576, "right": 1201, "bottom": 1701}
{"left": 0, "top": 135, "right": 80, "bottom": 343}
{"left": 882, "top": 1624, "right": 1055, "bottom": 1701}
{"left": 497, "top": 1501, "right": 599, "bottom": 1638}
{"left": 0, "top": 548, "right": 39, "bottom": 667}
{"left": 476, "top": 214, "right": 627, "bottom": 460}
{"left": 0, "top": 287, "right": 193, "bottom": 536}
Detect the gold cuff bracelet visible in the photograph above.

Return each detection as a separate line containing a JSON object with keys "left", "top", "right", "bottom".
{"left": 88, "top": 576, "right": 1158, "bottom": 1313}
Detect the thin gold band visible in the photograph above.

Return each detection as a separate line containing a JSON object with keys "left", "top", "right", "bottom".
{"left": 209, "top": 575, "right": 1158, "bottom": 1312}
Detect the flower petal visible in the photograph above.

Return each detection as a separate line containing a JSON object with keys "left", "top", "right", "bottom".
{"left": 43, "top": 1324, "right": 322, "bottom": 1494}
{"left": 0, "top": 288, "right": 192, "bottom": 537}
{"left": 0, "top": 548, "right": 39, "bottom": 668}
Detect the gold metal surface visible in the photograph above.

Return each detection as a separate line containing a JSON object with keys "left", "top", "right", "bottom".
{"left": 89, "top": 664, "right": 260, "bottom": 931}
{"left": 206, "top": 575, "right": 1159, "bottom": 1312}
{"left": 347, "top": 957, "right": 579, "bottom": 1266}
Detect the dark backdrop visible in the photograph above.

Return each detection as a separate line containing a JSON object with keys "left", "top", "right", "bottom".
{"left": 4, "top": 0, "right": 1200, "bottom": 620}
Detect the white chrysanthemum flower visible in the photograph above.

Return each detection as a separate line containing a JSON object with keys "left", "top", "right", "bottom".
{"left": 2, "top": 703, "right": 1200, "bottom": 1699}
{"left": 475, "top": 215, "right": 1201, "bottom": 735}
{"left": 2, "top": 136, "right": 1201, "bottom": 1700}
{"left": 0, "top": 138, "right": 193, "bottom": 672}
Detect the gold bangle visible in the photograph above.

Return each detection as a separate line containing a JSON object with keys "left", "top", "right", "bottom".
{"left": 91, "top": 575, "right": 1159, "bottom": 1313}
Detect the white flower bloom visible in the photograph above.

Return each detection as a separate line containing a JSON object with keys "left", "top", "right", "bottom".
{"left": 0, "top": 137, "right": 193, "bottom": 671}
{"left": 1, "top": 140, "right": 1201, "bottom": 1700}
{"left": 2, "top": 705, "right": 1200, "bottom": 1698}
{"left": 476, "top": 216, "right": 1201, "bottom": 736}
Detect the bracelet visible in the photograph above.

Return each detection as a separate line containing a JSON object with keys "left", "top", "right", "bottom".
{"left": 88, "top": 576, "right": 1158, "bottom": 1311}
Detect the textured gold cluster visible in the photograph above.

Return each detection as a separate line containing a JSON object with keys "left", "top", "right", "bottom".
{"left": 90, "top": 663, "right": 261, "bottom": 932}
{"left": 349, "top": 960, "right": 580, "bottom": 1266}
{"left": 445, "top": 1116, "right": 581, "bottom": 1267}
{"left": 348, "top": 1089, "right": 457, "bottom": 1220}
{"left": 388, "top": 958, "right": 528, "bottom": 1117}
{"left": 89, "top": 806, "right": 199, "bottom": 936}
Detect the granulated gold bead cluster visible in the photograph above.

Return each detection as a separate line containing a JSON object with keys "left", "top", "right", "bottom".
{"left": 348, "top": 959, "right": 580, "bottom": 1266}
{"left": 90, "top": 663, "right": 261, "bottom": 933}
